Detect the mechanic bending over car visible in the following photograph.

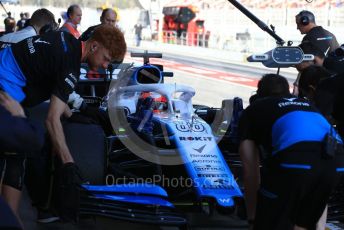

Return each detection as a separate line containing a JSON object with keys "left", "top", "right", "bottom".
{"left": 0, "top": 8, "right": 62, "bottom": 223}
{"left": 239, "top": 74, "right": 344, "bottom": 230}
{"left": 0, "top": 91, "right": 44, "bottom": 224}
{"left": 296, "top": 10, "right": 339, "bottom": 55}
{"left": 0, "top": 24, "right": 126, "bottom": 220}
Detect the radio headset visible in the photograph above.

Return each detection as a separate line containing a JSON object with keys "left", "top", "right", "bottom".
{"left": 39, "top": 18, "right": 61, "bottom": 35}
{"left": 299, "top": 11, "right": 311, "bottom": 26}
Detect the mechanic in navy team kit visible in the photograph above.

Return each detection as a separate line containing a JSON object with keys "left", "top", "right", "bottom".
{"left": 296, "top": 10, "right": 339, "bottom": 55}
{"left": 239, "top": 74, "right": 344, "bottom": 230}
{"left": 0, "top": 8, "right": 57, "bottom": 47}
{"left": 0, "top": 24, "right": 126, "bottom": 220}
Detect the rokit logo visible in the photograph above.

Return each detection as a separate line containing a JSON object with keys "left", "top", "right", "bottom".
{"left": 179, "top": 137, "right": 212, "bottom": 141}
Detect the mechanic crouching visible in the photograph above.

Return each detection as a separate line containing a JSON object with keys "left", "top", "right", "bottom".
{"left": 238, "top": 74, "right": 344, "bottom": 230}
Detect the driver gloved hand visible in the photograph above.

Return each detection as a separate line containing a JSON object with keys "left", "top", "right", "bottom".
{"left": 56, "top": 162, "right": 84, "bottom": 223}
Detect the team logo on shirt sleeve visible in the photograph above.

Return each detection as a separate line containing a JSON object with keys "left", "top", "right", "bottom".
{"left": 27, "top": 38, "right": 35, "bottom": 54}
{"left": 64, "top": 73, "right": 78, "bottom": 90}
{"left": 34, "top": 38, "right": 51, "bottom": 45}
{"left": 27, "top": 37, "right": 51, "bottom": 54}
{"left": 278, "top": 98, "right": 310, "bottom": 108}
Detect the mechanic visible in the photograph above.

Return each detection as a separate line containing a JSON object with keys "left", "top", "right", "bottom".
{"left": 60, "top": 4, "right": 82, "bottom": 39}
{"left": 0, "top": 24, "right": 126, "bottom": 221}
{"left": 307, "top": 71, "right": 344, "bottom": 139}
{"left": 239, "top": 74, "right": 344, "bottom": 230}
{"left": 298, "top": 65, "right": 332, "bottom": 104}
{"left": 0, "top": 8, "right": 57, "bottom": 48}
{"left": 0, "top": 8, "right": 59, "bottom": 223}
{"left": 296, "top": 10, "right": 339, "bottom": 56}
{"left": 292, "top": 42, "right": 325, "bottom": 96}
{"left": 80, "top": 8, "right": 117, "bottom": 41}
{"left": 0, "top": 91, "right": 44, "bottom": 223}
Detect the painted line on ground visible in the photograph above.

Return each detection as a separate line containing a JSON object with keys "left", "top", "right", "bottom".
{"left": 124, "top": 55, "right": 258, "bottom": 88}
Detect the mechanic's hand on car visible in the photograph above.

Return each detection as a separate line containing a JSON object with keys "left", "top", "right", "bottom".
{"left": 56, "top": 162, "right": 84, "bottom": 223}
{"left": 0, "top": 91, "right": 26, "bottom": 117}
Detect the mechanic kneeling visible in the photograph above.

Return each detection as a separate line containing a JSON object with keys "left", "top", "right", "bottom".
{"left": 239, "top": 74, "right": 344, "bottom": 230}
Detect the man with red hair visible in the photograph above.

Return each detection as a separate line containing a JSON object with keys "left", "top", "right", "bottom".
{"left": 0, "top": 24, "right": 126, "bottom": 221}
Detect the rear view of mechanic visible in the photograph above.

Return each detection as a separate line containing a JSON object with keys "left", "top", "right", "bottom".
{"left": 0, "top": 24, "right": 126, "bottom": 221}
{"left": 0, "top": 8, "right": 57, "bottom": 48}
{"left": 239, "top": 74, "right": 344, "bottom": 230}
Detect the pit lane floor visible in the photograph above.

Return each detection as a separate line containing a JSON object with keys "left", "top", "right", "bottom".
{"left": 20, "top": 188, "right": 249, "bottom": 230}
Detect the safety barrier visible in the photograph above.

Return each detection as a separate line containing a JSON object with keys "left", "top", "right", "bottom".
{"left": 162, "top": 31, "right": 210, "bottom": 48}
{"left": 162, "top": 31, "right": 177, "bottom": 44}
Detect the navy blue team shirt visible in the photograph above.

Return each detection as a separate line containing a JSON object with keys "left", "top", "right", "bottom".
{"left": 238, "top": 96, "right": 342, "bottom": 156}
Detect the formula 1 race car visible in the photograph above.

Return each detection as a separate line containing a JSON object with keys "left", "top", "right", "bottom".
{"left": 68, "top": 36, "right": 344, "bottom": 230}
{"left": 58, "top": 51, "right": 246, "bottom": 229}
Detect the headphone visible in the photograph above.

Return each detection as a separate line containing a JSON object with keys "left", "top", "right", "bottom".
{"left": 298, "top": 11, "right": 314, "bottom": 26}
{"left": 300, "top": 15, "right": 310, "bottom": 26}
{"left": 39, "top": 19, "right": 61, "bottom": 35}
{"left": 39, "top": 23, "right": 54, "bottom": 35}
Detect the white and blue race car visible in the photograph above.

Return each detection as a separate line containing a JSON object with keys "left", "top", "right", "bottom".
{"left": 63, "top": 51, "right": 245, "bottom": 228}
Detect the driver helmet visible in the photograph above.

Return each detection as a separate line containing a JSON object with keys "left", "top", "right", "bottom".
{"left": 139, "top": 92, "right": 168, "bottom": 113}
